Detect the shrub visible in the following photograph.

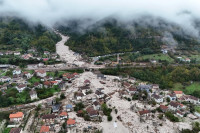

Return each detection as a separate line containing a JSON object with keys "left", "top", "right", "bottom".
{"left": 107, "top": 115, "right": 113, "bottom": 121}
{"left": 165, "top": 112, "right": 179, "bottom": 122}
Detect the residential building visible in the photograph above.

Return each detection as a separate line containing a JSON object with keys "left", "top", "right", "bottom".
{"left": 67, "top": 118, "right": 76, "bottom": 127}
{"left": 34, "top": 82, "right": 43, "bottom": 88}
{"left": 43, "top": 81, "right": 52, "bottom": 88}
{"left": 13, "top": 68, "right": 21, "bottom": 75}
{"left": 75, "top": 92, "right": 84, "bottom": 100}
{"left": 152, "top": 84, "right": 159, "bottom": 92}
{"left": 93, "top": 101, "right": 101, "bottom": 110}
{"left": 174, "top": 91, "right": 183, "bottom": 98}
{"left": 9, "top": 128, "right": 22, "bottom": 133}
{"left": 50, "top": 81, "right": 59, "bottom": 86}
{"left": 168, "top": 101, "right": 180, "bottom": 111}
{"left": 44, "top": 51, "right": 50, "bottom": 55}
{"left": 139, "top": 110, "right": 151, "bottom": 117}
{"left": 9, "top": 112, "right": 24, "bottom": 122}
{"left": 60, "top": 112, "right": 68, "bottom": 120}
{"left": 137, "top": 85, "right": 152, "bottom": 92}
{"left": 95, "top": 90, "right": 105, "bottom": 99}
{"left": 23, "top": 71, "right": 32, "bottom": 79}
{"left": 40, "top": 125, "right": 50, "bottom": 133}
{"left": 151, "top": 94, "right": 163, "bottom": 103}
{"left": 79, "top": 86, "right": 90, "bottom": 94}
{"left": 42, "top": 114, "right": 56, "bottom": 123}
{"left": 159, "top": 105, "right": 168, "bottom": 112}
{"left": 0, "top": 76, "right": 11, "bottom": 82}
{"left": 29, "top": 89, "right": 38, "bottom": 100}
{"left": 176, "top": 110, "right": 184, "bottom": 117}
{"left": 167, "top": 93, "right": 177, "bottom": 101}
{"left": 127, "top": 87, "right": 137, "bottom": 94}
{"left": 52, "top": 104, "right": 60, "bottom": 113}
{"left": 14, "top": 52, "right": 21, "bottom": 56}
{"left": 84, "top": 79, "right": 91, "bottom": 86}
{"left": 36, "top": 70, "right": 47, "bottom": 78}
{"left": 16, "top": 84, "right": 27, "bottom": 93}
{"left": 86, "top": 106, "right": 98, "bottom": 118}
{"left": 66, "top": 104, "right": 73, "bottom": 112}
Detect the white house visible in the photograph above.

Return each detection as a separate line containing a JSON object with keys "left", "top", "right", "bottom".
{"left": 152, "top": 84, "right": 159, "bottom": 92}
{"left": 176, "top": 110, "right": 184, "bottom": 117}
{"left": 75, "top": 92, "right": 84, "bottom": 100}
{"left": 151, "top": 94, "right": 163, "bottom": 103}
{"left": 167, "top": 93, "right": 177, "bottom": 101}
{"left": 14, "top": 52, "right": 21, "bottom": 56}
{"left": 95, "top": 90, "right": 105, "bottom": 99}
{"left": 128, "top": 77, "right": 136, "bottom": 83}
{"left": 60, "top": 112, "right": 68, "bottom": 120}
{"left": 35, "top": 70, "right": 46, "bottom": 78}
{"left": 29, "top": 89, "right": 38, "bottom": 100}
{"left": 16, "top": 84, "right": 27, "bottom": 93}
{"left": 127, "top": 87, "right": 137, "bottom": 94}
{"left": 13, "top": 68, "right": 21, "bottom": 75}
{"left": 9, "top": 112, "right": 24, "bottom": 122}
{"left": 168, "top": 101, "right": 180, "bottom": 111}
{"left": 93, "top": 101, "right": 101, "bottom": 110}
{"left": 23, "top": 72, "right": 32, "bottom": 79}
{"left": 0, "top": 76, "right": 11, "bottom": 82}
{"left": 79, "top": 86, "right": 90, "bottom": 95}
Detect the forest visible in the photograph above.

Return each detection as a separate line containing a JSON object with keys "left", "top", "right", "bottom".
{"left": 0, "top": 17, "right": 61, "bottom": 53}
{"left": 100, "top": 65, "right": 200, "bottom": 98}
{"left": 58, "top": 19, "right": 200, "bottom": 57}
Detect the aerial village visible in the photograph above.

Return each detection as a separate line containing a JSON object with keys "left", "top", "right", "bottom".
{"left": 0, "top": 35, "right": 200, "bottom": 133}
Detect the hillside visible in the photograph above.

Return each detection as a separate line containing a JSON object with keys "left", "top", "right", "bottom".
{"left": 58, "top": 19, "right": 200, "bottom": 57}
{"left": 0, "top": 17, "right": 61, "bottom": 53}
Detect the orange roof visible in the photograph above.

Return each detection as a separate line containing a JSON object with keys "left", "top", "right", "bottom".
{"left": 51, "top": 81, "right": 58, "bottom": 84}
{"left": 9, "top": 112, "right": 24, "bottom": 118}
{"left": 60, "top": 112, "right": 68, "bottom": 116}
{"left": 43, "top": 81, "right": 51, "bottom": 86}
{"left": 40, "top": 125, "right": 49, "bottom": 133}
{"left": 73, "top": 73, "right": 78, "bottom": 76}
{"left": 63, "top": 73, "right": 70, "bottom": 77}
{"left": 178, "top": 103, "right": 184, "bottom": 107}
{"left": 174, "top": 91, "right": 183, "bottom": 94}
{"left": 67, "top": 118, "right": 76, "bottom": 125}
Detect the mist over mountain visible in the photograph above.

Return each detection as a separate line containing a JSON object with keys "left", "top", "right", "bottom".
{"left": 0, "top": 0, "right": 200, "bottom": 37}
{"left": 1, "top": 0, "right": 200, "bottom": 56}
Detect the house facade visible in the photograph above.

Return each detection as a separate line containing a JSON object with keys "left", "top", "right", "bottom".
{"left": 9, "top": 112, "right": 24, "bottom": 122}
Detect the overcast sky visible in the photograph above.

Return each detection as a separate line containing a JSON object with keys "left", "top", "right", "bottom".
{"left": 0, "top": 0, "right": 200, "bottom": 33}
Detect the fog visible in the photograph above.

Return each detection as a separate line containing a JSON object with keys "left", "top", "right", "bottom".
{"left": 0, "top": 0, "right": 200, "bottom": 37}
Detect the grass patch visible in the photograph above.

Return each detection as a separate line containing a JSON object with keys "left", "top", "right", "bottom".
{"left": 173, "top": 83, "right": 184, "bottom": 91}
{"left": 185, "top": 82, "right": 200, "bottom": 95}
{"left": 28, "top": 76, "right": 41, "bottom": 84}
{"left": 173, "top": 82, "right": 200, "bottom": 96}
{"left": 195, "top": 106, "right": 200, "bottom": 113}
{"left": 190, "top": 54, "right": 200, "bottom": 63}
{"left": 136, "top": 54, "right": 174, "bottom": 63}
{"left": 3, "top": 128, "right": 11, "bottom": 133}
{"left": 47, "top": 72, "right": 55, "bottom": 77}
{"left": 36, "top": 86, "right": 60, "bottom": 99}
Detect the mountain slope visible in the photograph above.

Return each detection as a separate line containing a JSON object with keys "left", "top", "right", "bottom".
{"left": 58, "top": 18, "right": 200, "bottom": 56}
{"left": 0, "top": 17, "right": 61, "bottom": 53}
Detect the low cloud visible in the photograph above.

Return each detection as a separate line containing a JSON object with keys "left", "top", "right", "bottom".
{"left": 0, "top": 0, "right": 200, "bottom": 37}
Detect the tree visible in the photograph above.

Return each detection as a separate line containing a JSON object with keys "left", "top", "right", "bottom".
{"left": 107, "top": 115, "right": 112, "bottom": 121}
{"left": 60, "top": 93, "right": 66, "bottom": 100}
{"left": 74, "top": 102, "right": 85, "bottom": 111}
{"left": 101, "top": 103, "right": 112, "bottom": 116}
{"left": 166, "top": 97, "right": 170, "bottom": 103}
{"left": 36, "top": 104, "right": 41, "bottom": 111}
{"left": 165, "top": 112, "right": 179, "bottom": 122}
